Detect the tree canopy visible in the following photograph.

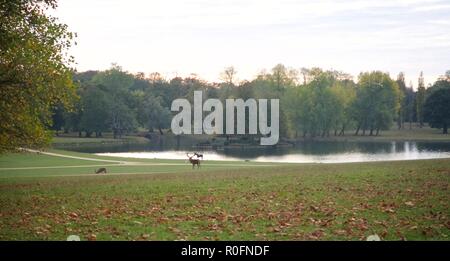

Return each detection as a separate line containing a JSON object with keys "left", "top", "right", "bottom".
{"left": 0, "top": 0, "right": 76, "bottom": 152}
{"left": 424, "top": 80, "right": 450, "bottom": 134}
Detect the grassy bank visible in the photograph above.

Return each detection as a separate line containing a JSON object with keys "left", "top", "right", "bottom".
{"left": 52, "top": 125, "right": 450, "bottom": 149}
{"left": 0, "top": 150, "right": 449, "bottom": 240}
{"left": 301, "top": 125, "right": 450, "bottom": 142}
{"left": 52, "top": 135, "right": 149, "bottom": 145}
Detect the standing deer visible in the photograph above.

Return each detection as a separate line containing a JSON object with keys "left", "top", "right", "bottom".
{"left": 94, "top": 168, "right": 107, "bottom": 174}
{"left": 187, "top": 153, "right": 201, "bottom": 169}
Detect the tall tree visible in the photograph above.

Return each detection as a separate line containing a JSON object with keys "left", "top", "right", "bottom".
{"left": 0, "top": 0, "right": 76, "bottom": 152}
{"left": 136, "top": 93, "right": 171, "bottom": 135}
{"left": 423, "top": 80, "right": 450, "bottom": 134}
{"left": 79, "top": 85, "right": 111, "bottom": 137}
{"left": 50, "top": 104, "right": 66, "bottom": 136}
{"left": 353, "top": 72, "right": 400, "bottom": 136}
{"left": 416, "top": 71, "right": 426, "bottom": 128}
{"left": 91, "top": 65, "right": 136, "bottom": 138}
{"left": 405, "top": 81, "right": 416, "bottom": 129}
{"left": 220, "top": 66, "right": 237, "bottom": 86}
{"left": 396, "top": 72, "right": 406, "bottom": 129}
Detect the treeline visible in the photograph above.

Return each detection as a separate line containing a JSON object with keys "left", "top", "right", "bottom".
{"left": 52, "top": 65, "right": 450, "bottom": 138}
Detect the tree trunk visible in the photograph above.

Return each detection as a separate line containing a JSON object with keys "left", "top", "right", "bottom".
{"left": 159, "top": 127, "right": 164, "bottom": 135}
{"left": 444, "top": 123, "right": 448, "bottom": 134}
{"left": 339, "top": 125, "right": 345, "bottom": 136}
{"left": 376, "top": 128, "right": 380, "bottom": 136}
{"left": 354, "top": 125, "right": 360, "bottom": 136}
{"left": 78, "top": 131, "right": 82, "bottom": 137}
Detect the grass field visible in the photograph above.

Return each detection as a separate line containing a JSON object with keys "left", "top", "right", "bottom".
{"left": 0, "top": 150, "right": 449, "bottom": 241}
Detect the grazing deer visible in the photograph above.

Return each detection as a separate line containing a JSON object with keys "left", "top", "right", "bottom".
{"left": 94, "top": 168, "right": 107, "bottom": 174}
{"left": 187, "top": 153, "right": 201, "bottom": 169}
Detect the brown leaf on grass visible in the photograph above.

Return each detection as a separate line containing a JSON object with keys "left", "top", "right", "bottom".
{"left": 310, "top": 205, "right": 319, "bottom": 212}
{"left": 68, "top": 212, "right": 78, "bottom": 218}
{"left": 384, "top": 208, "right": 395, "bottom": 213}
{"left": 396, "top": 230, "right": 406, "bottom": 241}
{"left": 421, "top": 227, "right": 436, "bottom": 237}
{"left": 270, "top": 227, "right": 281, "bottom": 233}
{"left": 404, "top": 201, "right": 415, "bottom": 207}
{"left": 307, "top": 230, "right": 325, "bottom": 240}
{"left": 374, "top": 220, "right": 388, "bottom": 228}
{"left": 380, "top": 202, "right": 397, "bottom": 213}
{"left": 380, "top": 230, "right": 388, "bottom": 238}
{"left": 87, "top": 234, "right": 97, "bottom": 241}
{"left": 169, "top": 227, "right": 181, "bottom": 234}
{"left": 334, "top": 229, "right": 347, "bottom": 236}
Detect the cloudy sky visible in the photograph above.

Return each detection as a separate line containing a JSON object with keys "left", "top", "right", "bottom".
{"left": 53, "top": 0, "right": 450, "bottom": 88}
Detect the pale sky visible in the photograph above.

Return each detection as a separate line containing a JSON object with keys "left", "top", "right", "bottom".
{"left": 52, "top": 0, "right": 450, "bottom": 88}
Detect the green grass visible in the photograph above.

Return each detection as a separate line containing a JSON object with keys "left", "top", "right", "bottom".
{"left": 0, "top": 150, "right": 449, "bottom": 241}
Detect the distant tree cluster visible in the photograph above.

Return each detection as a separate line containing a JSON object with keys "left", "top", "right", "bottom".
{"left": 49, "top": 64, "right": 449, "bottom": 140}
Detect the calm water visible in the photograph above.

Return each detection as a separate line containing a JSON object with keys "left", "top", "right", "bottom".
{"left": 56, "top": 140, "right": 450, "bottom": 163}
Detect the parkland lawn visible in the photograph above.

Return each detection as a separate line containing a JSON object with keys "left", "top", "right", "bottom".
{"left": 0, "top": 150, "right": 449, "bottom": 240}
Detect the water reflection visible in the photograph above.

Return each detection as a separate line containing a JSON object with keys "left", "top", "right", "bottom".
{"left": 91, "top": 141, "right": 450, "bottom": 163}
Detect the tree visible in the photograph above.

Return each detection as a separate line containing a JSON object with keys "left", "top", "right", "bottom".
{"left": 396, "top": 72, "right": 406, "bottom": 129}
{"left": 404, "top": 82, "right": 416, "bottom": 129}
{"left": 423, "top": 80, "right": 450, "bottom": 134}
{"left": 283, "top": 70, "right": 355, "bottom": 138}
{"left": 79, "top": 85, "right": 111, "bottom": 137}
{"left": 438, "top": 70, "right": 450, "bottom": 81}
{"left": 269, "top": 64, "right": 296, "bottom": 91}
{"left": 220, "top": 66, "right": 237, "bottom": 86}
{"left": 331, "top": 80, "right": 356, "bottom": 136}
{"left": 91, "top": 65, "right": 136, "bottom": 138}
{"left": 416, "top": 71, "right": 426, "bottom": 127}
{"left": 109, "top": 101, "right": 137, "bottom": 139}
{"left": 0, "top": 0, "right": 76, "bottom": 152}
{"left": 50, "top": 104, "right": 66, "bottom": 136}
{"left": 353, "top": 72, "right": 400, "bottom": 136}
{"left": 136, "top": 93, "right": 171, "bottom": 134}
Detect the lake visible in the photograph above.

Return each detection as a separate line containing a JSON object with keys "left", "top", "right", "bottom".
{"left": 55, "top": 140, "right": 450, "bottom": 163}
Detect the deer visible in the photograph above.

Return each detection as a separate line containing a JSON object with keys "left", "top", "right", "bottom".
{"left": 194, "top": 152, "right": 203, "bottom": 159}
{"left": 94, "top": 168, "right": 107, "bottom": 174}
{"left": 187, "top": 153, "right": 201, "bottom": 169}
